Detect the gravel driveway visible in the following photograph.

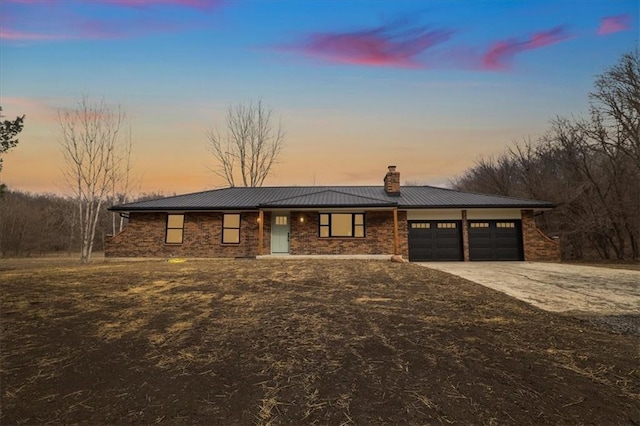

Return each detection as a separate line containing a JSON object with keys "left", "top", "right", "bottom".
{"left": 420, "top": 262, "right": 640, "bottom": 315}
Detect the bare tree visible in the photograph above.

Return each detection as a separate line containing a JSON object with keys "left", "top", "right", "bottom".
{"left": 208, "top": 100, "right": 285, "bottom": 187}
{"left": 58, "top": 96, "right": 125, "bottom": 263}
{"left": 451, "top": 154, "right": 518, "bottom": 196}
{"left": 589, "top": 49, "right": 640, "bottom": 169}
{"left": 108, "top": 125, "right": 137, "bottom": 235}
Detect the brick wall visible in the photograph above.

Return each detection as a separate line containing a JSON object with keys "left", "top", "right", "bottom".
{"left": 461, "top": 210, "right": 470, "bottom": 261}
{"left": 521, "top": 209, "right": 561, "bottom": 261}
{"left": 384, "top": 166, "right": 401, "bottom": 194}
{"left": 105, "top": 210, "right": 409, "bottom": 258}
{"left": 105, "top": 212, "right": 271, "bottom": 258}
{"left": 289, "top": 210, "right": 408, "bottom": 257}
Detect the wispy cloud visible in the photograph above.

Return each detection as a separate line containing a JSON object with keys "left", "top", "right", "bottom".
{"left": 0, "top": 28, "right": 69, "bottom": 41}
{"left": 8, "top": 0, "right": 221, "bottom": 8}
{"left": 0, "top": 18, "right": 185, "bottom": 41}
{"left": 281, "top": 22, "right": 453, "bottom": 68}
{"left": 2, "top": 97, "right": 59, "bottom": 122}
{"left": 2, "top": 0, "right": 222, "bottom": 42}
{"left": 279, "top": 21, "right": 578, "bottom": 72}
{"left": 597, "top": 14, "right": 631, "bottom": 35}
{"left": 481, "top": 26, "right": 570, "bottom": 71}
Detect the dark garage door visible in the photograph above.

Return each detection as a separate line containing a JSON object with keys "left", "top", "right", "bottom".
{"left": 408, "top": 221, "right": 463, "bottom": 261}
{"left": 468, "top": 220, "right": 523, "bottom": 261}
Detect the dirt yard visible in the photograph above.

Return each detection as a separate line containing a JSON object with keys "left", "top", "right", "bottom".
{"left": 1, "top": 259, "right": 638, "bottom": 425}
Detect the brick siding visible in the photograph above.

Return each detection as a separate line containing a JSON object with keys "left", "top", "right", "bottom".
{"left": 461, "top": 210, "right": 470, "bottom": 261}
{"left": 105, "top": 212, "right": 271, "bottom": 258}
{"left": 289, "top": 210, "right": 408, "bottom": 256}
{"left": 106, "top": 210, "right": 409, "bottom": 258}
{"left": 384, "top": 166, "right": 401, "bottom": 194}
{"left": 521, "top": 209, "right": 561, "bottom": 261}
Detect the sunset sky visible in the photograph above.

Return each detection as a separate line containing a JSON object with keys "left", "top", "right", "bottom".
{"left": 1, "top": 0, "right": 637, "bottom": 195}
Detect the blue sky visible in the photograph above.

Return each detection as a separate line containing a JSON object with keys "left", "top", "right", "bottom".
{"left": 1, "top": 0, "right": 637, "bottom": 194}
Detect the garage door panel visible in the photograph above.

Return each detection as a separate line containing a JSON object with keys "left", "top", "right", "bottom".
{"left": 496, "top": 249, "right": 520, "bottom": 260}
{"left": 436, "top": 249, "right": 463, "bottom": 259}
{"left": 437, "top": 240, "right": 461, "bottom": 252}
{"left": 409, "top": 220, "right": 462, "bottom": 261}
{"left": 471, "top": 248, "right": 493, "bottom": 260}
{"left": 469, "top": 220, "right": 523, "bottom": 261}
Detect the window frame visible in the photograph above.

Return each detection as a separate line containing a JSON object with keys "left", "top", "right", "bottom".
{"left": 411, "top": 222, "right": 431, "bottom": 229}
{"left": 437, "top": 222, "right": 457, "bottom": 229}
{"left": 165, "top": 214, "right": 185, "bottom": 244}
{"left": 470, "top": 222, "right": 489, "bottom": 228}
{"left": 222, "top": 213, "right": 241, "bottom": 244}
{"left": 318, "top": 213, "right": 365, "bottom": 238}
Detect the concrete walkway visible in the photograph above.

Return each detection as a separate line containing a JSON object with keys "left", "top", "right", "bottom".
{"left": 419, "top": 262, "right": 640, "bottom": 315}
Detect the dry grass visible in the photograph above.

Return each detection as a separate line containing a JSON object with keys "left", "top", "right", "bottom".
{"left": 1, "top": 259, "right": 638, "bottom": 425}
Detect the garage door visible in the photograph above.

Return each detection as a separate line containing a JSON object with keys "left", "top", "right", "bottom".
{"left": 468, "top": 220, "right": 523, "bottom": 261}
{"left": 408, "top": 221, "right": 463, "bottom": 261}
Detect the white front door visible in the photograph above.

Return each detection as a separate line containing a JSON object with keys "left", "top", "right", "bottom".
{"left": 271, "top": 213, "right": 290, "bottom": 254}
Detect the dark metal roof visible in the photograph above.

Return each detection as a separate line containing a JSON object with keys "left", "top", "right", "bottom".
{"left": 260, "top": 189, "right": 397, "bottom": 208}
{"left": 110, "top": 186, "right": 555, "bottom": 211}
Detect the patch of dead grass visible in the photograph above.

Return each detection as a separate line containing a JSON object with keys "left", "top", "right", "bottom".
{"left": 1, "top": 259, "right": 639, "bottom": 425}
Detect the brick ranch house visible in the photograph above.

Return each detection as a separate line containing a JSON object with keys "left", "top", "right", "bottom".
{"left": 107, "top": 166, "right": 560, "bottom": 261}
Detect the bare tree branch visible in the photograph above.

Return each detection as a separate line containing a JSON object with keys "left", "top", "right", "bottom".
{"left": 58, "top": 95, "right": 125, "bottom": 263}
{"left": 207, "top": 100, "right": 285, "bottom": 187}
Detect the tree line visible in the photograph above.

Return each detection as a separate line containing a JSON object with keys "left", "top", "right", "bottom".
{"left": 453, "top": 51, "right": 639, "bottom": 260}
{"left": 0, "top": 191, "right": 170, "bottom": 258}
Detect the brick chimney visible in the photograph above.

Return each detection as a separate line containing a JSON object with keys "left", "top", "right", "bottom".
{"left": 384, "top": 165, "right": 400, "bottom": 195}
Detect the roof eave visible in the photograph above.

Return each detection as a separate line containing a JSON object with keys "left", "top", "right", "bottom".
{"left": 110, "top": 203, "right": 555, "bottom": 212}
{"left": 108, "top": 206, "right": 254, "bottom": 212}
{"left": 399, "top": 204, "right": 555, "bottom": 209}
{"left": 259, "top": 203, "right": 397, "bottom": 209}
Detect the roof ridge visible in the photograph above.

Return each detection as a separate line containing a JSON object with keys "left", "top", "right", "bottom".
{"left": 259, "top": 189, "right": 395, "bottom": 206}
{"left": 258, "top": 189, "right": 332, "bottom": 205}
{"left": 323, "top": 188, "right": 395, "bottom": 204}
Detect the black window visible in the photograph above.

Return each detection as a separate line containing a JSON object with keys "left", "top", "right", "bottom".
{"left": 319, "top": 213, "right": 365, "bottom": 238}
{"left": 222, "top": 214, "right": 240, "bottom": 244}
{"left": 165, "top": 214, "right": 184, "bottom": 244}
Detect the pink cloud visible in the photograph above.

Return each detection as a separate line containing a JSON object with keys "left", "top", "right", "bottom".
{"left": 1, "top": 97, "right": 59, "bottom": 123}
{"left": 285, "top": 24, "right": 453, "bottom": 68}
{"left": 8, "top": 0, "right": 221, "bottom": 8}
{"left": 2, "top": 0, "right": 221, "bottom": 41}
{"left": 482, "top": 26, "right": 570, "bottom": 71}
{"left": 0, "top": 20, "right": 164, "bottom": 41}
{"left": 597, "top": 15, "right": 630, "bottom": 35}
{"left": 0, "top": 28, "right": 69, "bottom": 41}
